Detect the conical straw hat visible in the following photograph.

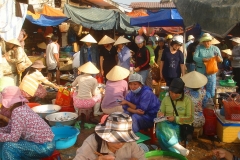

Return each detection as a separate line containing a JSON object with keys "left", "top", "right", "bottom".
{"left": 7, "top": 39, "right": 21, "bottom": 47}
{"left": 222, "top": 49, "right": 232, "bottom": 55}
{"left": 106, "top": 66, "right": 130, "bottom": 81}
{"left": 80, "top": 34, "right": 97, "bottom": 43}
{"left": 45, "top": 33, "right": 53, "bottom": 38}
{"left": 114, "top": 36, "right": 131, "bottom": 46}
{"left": 98, "top": 35, "right": 115, "bottom": 45}
{"left": 181, "top": 71, "right": 207, "bottom": 88}
{"left": 37, "top": 42, "right": 47, "bottom": 49}
{"left": 211, "top": 38, "right": 220, "bottom": 45}
{"left": 78, "top": 62, "right": 99, "bottom": 74}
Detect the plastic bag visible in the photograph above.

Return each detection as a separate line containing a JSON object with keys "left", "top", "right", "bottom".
{"left": 55, "top": 87, "right": 73, "bottom": 107}
{"left": 204, "top": 56, "right": 218, "bottom": 75}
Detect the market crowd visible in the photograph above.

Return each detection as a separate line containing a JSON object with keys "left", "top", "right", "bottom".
{"left": 0, "top": 30, "right": 240, "bottom": 160}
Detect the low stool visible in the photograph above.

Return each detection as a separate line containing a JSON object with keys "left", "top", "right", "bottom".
{"left": 41, "top": 150, "right": 61, "bottom": 160}
{"left": 78, "top": 108, "right": 93, "bottom": 122}
{"left": 140, "top": 127, "right": 158, "bottom": 144}
{"left": 193, "top": 127, "right": 203, "bottom": 139}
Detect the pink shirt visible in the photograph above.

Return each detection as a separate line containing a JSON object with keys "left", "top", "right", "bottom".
{"left": 101, "top": 80, "right": 128, "bottom": 109}
{"left": 0, "top": 105, "right": 54, "bottom": 144}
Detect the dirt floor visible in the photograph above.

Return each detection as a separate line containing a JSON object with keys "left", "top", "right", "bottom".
{"left": 44, "top": 92, "right": 240, "bottom": 160}
{"left": 57, "top": 117, "right": 240, "bottom": 160}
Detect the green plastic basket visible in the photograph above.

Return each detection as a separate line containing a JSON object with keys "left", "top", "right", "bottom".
{"left": 145, "top": 150, "right": 188, "bottom": 160}
{"left": 219, "top": 80, "right": 236, "bottom": 87}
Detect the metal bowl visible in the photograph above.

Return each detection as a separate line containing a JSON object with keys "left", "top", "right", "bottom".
{"left": 31, "top": 104, "right": 61, "bottom": 118}
{"left": 161, "top": 86, "right": 169, "bottom": 91}
{"left": 45, "top": 112, "right": 78, "bottom": 126}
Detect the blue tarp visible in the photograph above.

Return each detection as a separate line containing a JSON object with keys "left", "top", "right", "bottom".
{"left": 26, "top": 14, "right": 68, "bottom": 26}
{"left": 130, "top": 9, "right": 184, "bottom": 27}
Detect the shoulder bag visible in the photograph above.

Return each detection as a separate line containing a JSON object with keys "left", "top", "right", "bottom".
{"left": 170, "top": 98, "right": 194, "bottom": 141}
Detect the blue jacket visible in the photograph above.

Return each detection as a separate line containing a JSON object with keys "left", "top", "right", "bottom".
{"left": 123, "top": 86, "right": 160, "bottom": 122}
{"left": 80, "top": 44, "right": 100, "bottom": 68}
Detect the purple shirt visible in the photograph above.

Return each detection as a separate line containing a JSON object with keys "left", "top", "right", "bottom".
{"left": 101, "top": 80, "right": 128, "bottom": 109}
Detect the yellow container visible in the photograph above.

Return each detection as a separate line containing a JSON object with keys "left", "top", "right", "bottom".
{"left": 217, "top": 118, "right": 240, "bottom": 143}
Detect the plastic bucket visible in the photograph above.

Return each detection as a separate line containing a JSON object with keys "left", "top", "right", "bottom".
{"left": 51, "top": 125, "right": 80, "bottom": 150}
{"left": 203, "top": 108, "right": 217, "bottom": 136}
{"left": 26, "top": 103, "right": 41, "bottom": 108}
{"left": 145, "top": 150, "right": 187, "bottom": 160}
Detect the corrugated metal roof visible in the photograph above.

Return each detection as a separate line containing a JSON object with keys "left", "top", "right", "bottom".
{"left": 130, "top": 2, "right": 175, "bottom": 9}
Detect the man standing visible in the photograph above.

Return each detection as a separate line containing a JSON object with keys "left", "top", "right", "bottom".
{"left": 46, "top": 35, "right": 60, "bottom": 84}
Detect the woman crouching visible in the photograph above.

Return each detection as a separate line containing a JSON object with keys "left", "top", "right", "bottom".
{"left": 73, "top": 112, "right": 145, "bottom": 160}
{"left": 0, "top": 86, "right": 55, "bottom": 159}
{"left": 19, "top": 60, "right": 59, "bottom": 101}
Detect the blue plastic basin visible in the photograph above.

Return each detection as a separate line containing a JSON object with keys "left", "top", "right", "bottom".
{"left": 51, "top": 125, "right": 80, "bottom": 150}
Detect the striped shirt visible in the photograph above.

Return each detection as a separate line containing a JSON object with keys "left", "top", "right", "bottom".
{"left": 19, "top": 70, "right": 54, "bottom": 96}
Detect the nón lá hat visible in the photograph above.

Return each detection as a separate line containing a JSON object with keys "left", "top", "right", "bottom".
{"left": 80, "top": 34, "right": 97, "bottom": 43}
{"left": 114, "top": 36, "right": 130, "bottom": 46}
{"left": 98, "top": 35, "right": 115, "bottom": 45}
{"left": 106, "top": 66, "right": 130, "bottom": 81}
{"left": 181, "top": 71, "right": 207, "bottom": 88}
{"left": 78, "top": 62, "right": 99, "bottom": 74}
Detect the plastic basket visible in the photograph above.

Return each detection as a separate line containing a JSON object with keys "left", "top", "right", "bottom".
{"left": 222, "top": 93, "right": 240, "bottom": 121}
{"left": 203, "top": 108, "right": 217, "bottom": 135}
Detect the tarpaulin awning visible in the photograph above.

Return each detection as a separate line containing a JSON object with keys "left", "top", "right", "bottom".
{"left": 130, "top": 9, "right": 184, "bottom": 27}
{"left": 64, "top": 4, "right": 118, "bottom": 30}
{"left": 0, "top": 0, "right": 28, "bottom": 41}
{"left": 26, "top": 5, "right": 68, "bottom": 26}
{"left": 119, "top": 13, "right": 140, "bottom": 33}
{"left": 173, "top": 0, "right": 240, "bottom": 38}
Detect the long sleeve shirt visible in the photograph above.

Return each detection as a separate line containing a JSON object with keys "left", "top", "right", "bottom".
{"left": 134, "top": 46, "right": 150, "bottom": 71}
{"left": 193, "top": 45, "right": 222, "bottom": 74}
{"left": 231, "top": 44, "right": 240, "bottom": 68}
{"left": 123, "top": 86, "right": 160, "bottom": 122}
{"left": 19, "top": 70, "right": 55, "bottom": 96}
{"left": 118, "top": 45, "right": 131, "bottom": 69}
{"left": 0, "top": 105, "right": 54, "bottom": 143}
{"left": 73, "top": 134, "right": 146, "bottom": 160}
{"left": 7, "top": 47, "right": 32, "bottom": 72}
{"left": 101, "top": 80, "right": 128, "bottom": 109}
{"left": 71, "top": 74, "right": 98, "bottom": 99}
{"left": 160, "top": 95, "right": 194, "bottom": 125}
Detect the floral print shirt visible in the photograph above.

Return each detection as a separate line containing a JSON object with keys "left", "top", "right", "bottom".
{"left": 184, "top": 87, "right": 209, "bottom": 112}
{"left": 0, "top": 105, "right": 54, "bottom": 144}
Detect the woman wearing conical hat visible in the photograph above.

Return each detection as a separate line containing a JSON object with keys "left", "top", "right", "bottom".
{"left": 181, "top": 71, "right": 211, "bottom": 128}
{"left": 113, "top": 36, "right": 131, "bottom": 70}
{"left": 79, "top": 34, "right": 99, "bottom": 68}
{"left": 71, "top": 62, "right": 103, "bottom": 116}
{"left": 101, "top": 66, "right": 129, "bottom": 114}
{"left": 98, "top": 35, "right": 118, "bottom": 81}
{"left": 5, "top": 39, "right": 32, "bottom": 83}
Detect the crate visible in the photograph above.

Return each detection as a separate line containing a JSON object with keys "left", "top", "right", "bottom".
{"left": 216, "top": 110, "right": 240, "bottom": 143}
{"left": 222, "top": 97, "right": 240, "bottom": 121}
